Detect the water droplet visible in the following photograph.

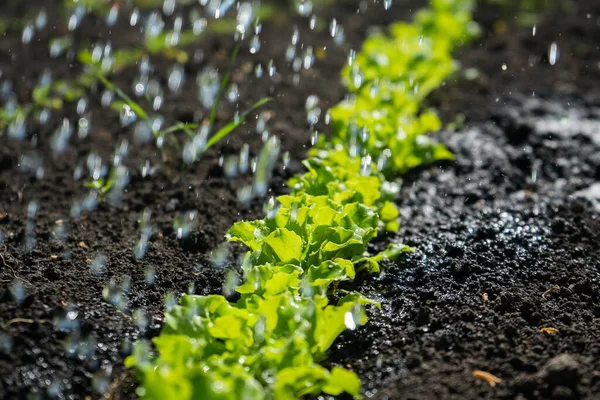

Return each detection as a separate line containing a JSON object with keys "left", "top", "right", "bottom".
{"left": 267, "top": 59, "right": 276, "bottom": 77}
{"left": 130, "top": 7, "right": 140, "bottom": 26}
{"left": 344, "top": 311, "right": 357, "bottom": 330}
{"left": 376, "top": 149, "right": 391, "bottom": 172}
{"left": 164, "top": 292, "right": 177, "bottom": 311}
{"left": 106, "top": 166, "right": 130, "bottom": 207}
{"left": 51, "top": 119, "right": 73, "bottom": 155}
{"left": 76, "top": 98, "right": 88, "bottom": 115}
{"left": 144, "top": 267, "right": 156, "bottom": 285}
{"left": 255, "top": 63, "right": 264, "bottom": 78}
{"left": 197, "top": 67, "right": 220, "bottom": 109}
{"left": 10, "top": 280, "right": 26, "bottom": 304}
{"left": 152, "top": 95, "right": 163, "bottom": 111}
{"left": 133, "top": 78, "right": 147, "bottom": 97}
{"left": 253, "top": 136, "right": 281, "bottom": 196}
{"left": 352, "top": 67, "right": 363, "bottom": 88}
{"left": 174, "top": 210, "right": 199, "bottom": 239}
{"left": 303, "top": 46, "right": 314, "bottom": 69}
{"left": 120, "top": 105, "right": 137, "bottom": 127}
{"left": 8, "top": 115, "right": 26, "bottom": 141}
{"left": 102, "top": 278, "right": 127, "bottom": 310}
{"left": 236, "top": 2, "right": 254, "bottom": 36}
{"left": 348, "top": 49, "right": 356, "bottom": 66}
{"left": 549, "top": 42, "right": 559, "bottom": 66}
{"left": 295, "top": 0, "right": 313, "bottom": 16}
{"left": 282, "top": 151, "right": 290, "bottom": 169}
{"left": 163, "top": 0, "right": 176, "bottom": 15}
{"left": 224, "top": 156, "right": 239, "bottom": 179}
{"left": 53, "top": 304, "right": 80, "bottom": 332}
{"left": 237, "top": 185, "right": 253, "bottom": 204}
{"left": 168, "top": 64, "right": 185, "bottom": 93}
{"left": 151, "top": 116, "right": 165, "bottom": 134}
{"left": 226, "top": 83, "right": 239, "bottom": 103}
{"left": 68, "top": 5, "right": 85, "bottom": 31}
{"left": 35, "top": 9, "right": 48, "bottom": 29}
{"left": 139, "top": 56, "right": 152, "bottom": 76}
{"left": 145, "top": 11, "right": 165, "bottom": 40}
{"left": 0, "top": 333, "right": 13, "bottom": 354}
{"left": 239, "top": 144, "right": 250, "bottom": 173}
{"left": 106, "top": 4, "right": 119, "bottom": 26}
{"left": 305, "top": 95, "right": 321, "bottom": 126}
{"left": 27, "top": 200, "right": 39, "bottom": 219}
{"left": 212, "top": 243, "right": 231, "bottom": 268}
{"left": 249, "top": 35, "right": 261, "bottom": 54}
{"left": 222, "top": 269, "right": 239, "bottom": 296}
{"left": 330, "top": 18, "right": 338, "bottom": 37}
{"left": 92, "top": 365, "right": 112, "bottom": 395}
{"left": 78, "top": 116, "right": 91, "bottom": 139}
{"left": 263, "top": 196, "right": 278, "bottom": 219}
{"left": 193, "top": 16, "right": 207, "bottom": 35}
{"left": 22, "top": 24, "right": 35, "bottom": 44}
{"left": 101, "top": 90, "right": 114, "bottom": 108}
{"left": 309, "top": 14, "right": 317, "bottom": 30}
{"left": 132, "top": 308, "right": 149, "bottom": 332}
{"left": 285, "top": 43, "right": 296, "bottom": 63}
{"left": 310, "top": 130, "right": 319, "bottom": 146}
{"left": 90, "top": 254, "right": 107, "bottom": 275}
{"left": 360, "top": 154, "right": 372, "bottom": 176}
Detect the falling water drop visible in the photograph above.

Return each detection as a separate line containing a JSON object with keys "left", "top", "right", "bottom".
{"left": 254, "top": 136, "right": 281, "bottom": 196}
{"left": 255, "top": 63, "right": 264, "bottom": 78}
{"left": 130, "top": 7, "right": 140, "bottom": 26}
{"left": 35, "top": 9, "right": 48, "bottom": 29}
{"left": 120, "top": 105, "right": 137, "bottom": 127}
{"left": 51, "top": 119, "right": 73, "bottom": 155}
{"left": 226, "top": 83, "right": 239, "bottom": 103}
{"left": 106, "top": 4, "right": 119, "bottom": 26}
{"left": 282, "top": 151, "right": 290, "bottom": 169}
{"left": 249, "top": 35, "right": 261, "bottom": 54}
{"left": 548, "top": 42, "right": 559, "bottom": 66}
{"left": 90, "top": 254, "right": 107, "bottom": 275}
{"left": 330, "top": 18, "right": 338, "bottom": 37}
{"left": 168, "top": 64, "right": 185, "bottom": 93}
{"left": 344, "top": 311, "right": 357, "bottom": 330}
{"left": 22, "top": 24, "right": 35, "bottom": 44}
{"left": 132, "top": 308, "right": 149, "bottom": 332}
{"left": 295, "top": 0, "right": 313, "bottom": 16}
{"left": 10, "top": 280, "right": 26, "bottom": 304}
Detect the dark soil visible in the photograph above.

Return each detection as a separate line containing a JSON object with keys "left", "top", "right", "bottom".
{"left": 1, "top": 0, "right": 600, "bottom": 399}
{"left": 330, "top": 92, "right": 600, "bottom": 400}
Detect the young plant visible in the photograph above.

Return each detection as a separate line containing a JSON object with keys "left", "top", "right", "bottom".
{"left": 126, "top": 1, "right": 477, "bottom": 399}
{"left": 84, "top": 175, "right": 114, "bottom": 201}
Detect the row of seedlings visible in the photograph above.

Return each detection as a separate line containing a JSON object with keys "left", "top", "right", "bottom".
{"left": 126, "top": 1, "right": 478, "bottom": 398}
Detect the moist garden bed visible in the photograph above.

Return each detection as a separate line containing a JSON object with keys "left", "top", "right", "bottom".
{"left": 1, "top": 0, "right": 600, "bottom": 399}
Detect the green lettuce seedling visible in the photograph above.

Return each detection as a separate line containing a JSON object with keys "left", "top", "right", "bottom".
{"left": 127, "top": 1, "right": 477, "bottom": 399}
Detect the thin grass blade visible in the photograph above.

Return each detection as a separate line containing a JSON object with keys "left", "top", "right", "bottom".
{"left": 204, "top": 97, "right": 271, "bottom": 151}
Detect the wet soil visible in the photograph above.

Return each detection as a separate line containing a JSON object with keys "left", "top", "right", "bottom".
{"left": 330, "top": 92, "right": 600, "bottom": 400}
{"left": 1, "top": 0, "right": 600, "bottom": 399}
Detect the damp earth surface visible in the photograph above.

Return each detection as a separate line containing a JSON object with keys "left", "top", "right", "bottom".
{"left": 1, "top": 0, "right": 600, "bottom": 399}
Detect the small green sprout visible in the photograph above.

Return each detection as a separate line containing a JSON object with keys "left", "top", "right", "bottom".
{"left": 84, "top": 176, "right": 114, "bottom": 202}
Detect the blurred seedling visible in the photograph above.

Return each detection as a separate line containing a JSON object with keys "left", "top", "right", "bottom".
{"left": 82, "top": 49, "right": 270, "bottom": 161}
{"left": 84, "top": 171, "right": 115, "bottom": 202}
